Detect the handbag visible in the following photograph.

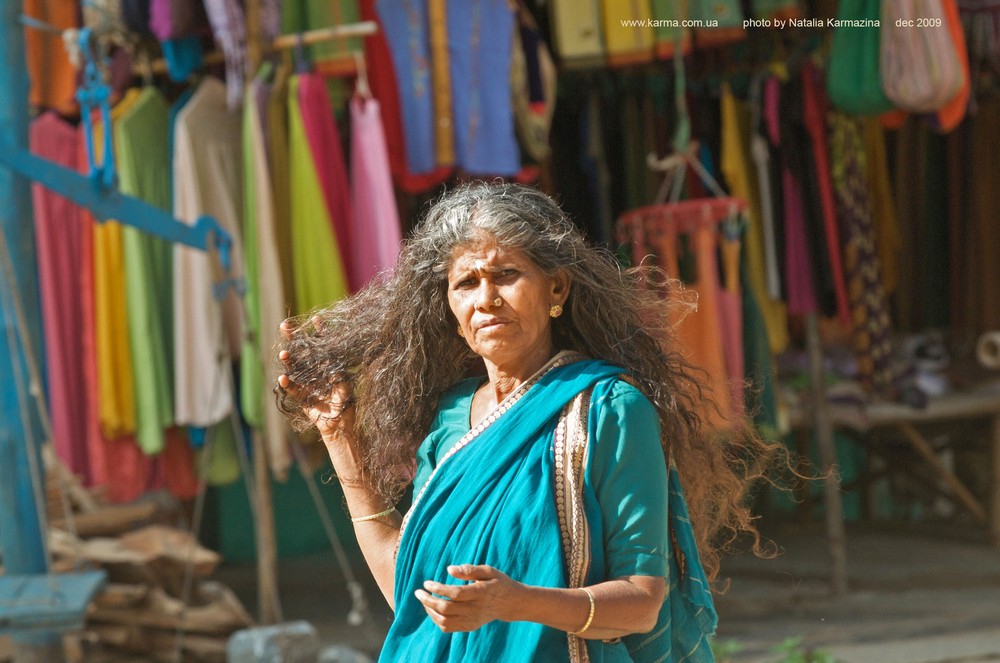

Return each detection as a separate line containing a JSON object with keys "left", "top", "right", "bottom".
{"left": 881, "top": 0, "right": 966, "bottom": 113}
{"left": 827, "top": 0, "right": 894, "bottom": 115}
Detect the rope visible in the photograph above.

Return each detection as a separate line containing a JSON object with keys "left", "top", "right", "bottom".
{"left": 291, "top": 441, "right": 379, "bottom": 642}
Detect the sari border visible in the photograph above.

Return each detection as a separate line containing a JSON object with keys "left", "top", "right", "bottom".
{"left": 396, "top": 350, "right": 585, "bottom": 556}
{"left": 554, "top": 388, "right": 593, "bottom": 663}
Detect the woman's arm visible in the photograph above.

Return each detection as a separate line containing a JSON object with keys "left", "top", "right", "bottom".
{"left": 415, "top": 565, "right": 666, "bottom": 638}
{"left": 278, "top": 345, "right": 400, "bottom": 609}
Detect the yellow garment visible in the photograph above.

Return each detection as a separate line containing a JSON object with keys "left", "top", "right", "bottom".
{"left": 863, "top": 118, "right": 902, "bottom": 295}
{"left": 428, "top": 0, "right": 456, "bottom": 167}
{"left": 548, "top": 0, "right": 604, "bottom": 60}
{"left": 600, "top": 0, "right": 654, "bottom": 66}
{"left": 719, "top": 85, "right": 789, "bottom": 353}
{"left": 94, "top": 88, "right": 142, "bottom": 439}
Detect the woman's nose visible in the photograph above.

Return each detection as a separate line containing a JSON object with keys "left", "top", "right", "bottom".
{"left": 474, "top": 281, "right": 500, "bottom": 311}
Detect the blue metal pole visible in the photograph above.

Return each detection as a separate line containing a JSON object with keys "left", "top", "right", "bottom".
{"left": 0, "top": 3, "right": 60, "bottom": 656}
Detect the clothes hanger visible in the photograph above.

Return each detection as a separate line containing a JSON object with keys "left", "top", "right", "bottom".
{"left": 293, "top": 33, "right": 311, "bottom": 75}
{"left": 352, "top": 50, "right": 372, "bottom": 100}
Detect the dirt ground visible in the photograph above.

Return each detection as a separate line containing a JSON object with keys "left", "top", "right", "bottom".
{"left": 208, "top": 519, "right": 1000, "bottom": 663}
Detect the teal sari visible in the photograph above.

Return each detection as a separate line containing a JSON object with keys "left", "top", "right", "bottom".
{"left": 381, "top": 354, "right": 716, "bottom": 662}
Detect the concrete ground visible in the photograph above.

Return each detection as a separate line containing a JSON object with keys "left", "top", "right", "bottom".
{"left": 209, "top": 520, "right": 1000, "bottom": 663}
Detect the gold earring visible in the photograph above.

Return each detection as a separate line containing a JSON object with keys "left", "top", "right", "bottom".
{"left": 457, "top": 325, "right": 464, "bottom": 337}
{"left": 549, "top": 304, "right": 563, "bottom": 318}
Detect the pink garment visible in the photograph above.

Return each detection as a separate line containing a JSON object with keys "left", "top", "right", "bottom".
{"left": 30, "top": 114, "right": 90, "bottom": 480}
{"left": 349, "top": 96, "right": 403, "bottom": 287}
{"left": 299, "top": 73, "right": 355, "bottom": 289}
{"left": 781, "top": 170, "right": 818, "bottom": 315}
{"left": 764, "top": 77, "right": 817, "bottom": 315}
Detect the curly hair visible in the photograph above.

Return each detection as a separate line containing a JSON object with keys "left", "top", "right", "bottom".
{"left": 277, "top": 182, "right": 774, "bottom": 582}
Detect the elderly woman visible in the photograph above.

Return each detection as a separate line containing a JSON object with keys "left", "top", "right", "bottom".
{"left": 277, "top": 183, "right": 763, "bottom": 662}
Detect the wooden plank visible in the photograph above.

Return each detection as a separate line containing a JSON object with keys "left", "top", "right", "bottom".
{"left": 0, "top": 571, "right": 106, "bottom": 633}
{"left": 897, "top": 422, "right": 987, "bottom": 524}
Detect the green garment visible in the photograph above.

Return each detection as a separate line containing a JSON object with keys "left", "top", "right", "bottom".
{"left": 115, "top": 88, "right": 175, "bottom": 455}
{"left": 288, "top": 75, "right": 350, "bottom": 314}
{"left": 241, "top": 85, "right": 264, "bottom": 430}
{"left": 267, "top": 62, "right": 296, "bottom": 312}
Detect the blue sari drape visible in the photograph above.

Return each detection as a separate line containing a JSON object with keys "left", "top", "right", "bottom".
{"left": 381, "top": 357, "right": 716, "bottom": 662}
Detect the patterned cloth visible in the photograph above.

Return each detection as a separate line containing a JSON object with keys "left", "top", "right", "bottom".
{"left": 828, "top": 114, "right": 895, "bottom": 393}
{"left": 203, "top": 0, "right": 247, "bottom": 109}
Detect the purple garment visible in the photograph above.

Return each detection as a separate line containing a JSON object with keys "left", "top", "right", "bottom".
{"left": 350, "top": 96, "right": 403, "bottom": 288}
{"left": 30, "top": 114, "right": 91, "bottom": 480}
{"left": 150, "top": 0, "right": 210, "bottom": 41}
{"left": 203, "top": 0, "right": 247, "bottom": 110}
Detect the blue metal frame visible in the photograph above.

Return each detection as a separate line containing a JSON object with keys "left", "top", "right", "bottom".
{"left": 0, "top": 145, "right": 237, "bottom": 274}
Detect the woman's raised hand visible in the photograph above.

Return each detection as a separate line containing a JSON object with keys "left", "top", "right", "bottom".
{"left": 277, "top": 319, "right": 355, "bottom": 446}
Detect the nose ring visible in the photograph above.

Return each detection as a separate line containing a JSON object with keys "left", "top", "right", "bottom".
{"left": 493, "top": 297, "right": 502, "bottom": 308}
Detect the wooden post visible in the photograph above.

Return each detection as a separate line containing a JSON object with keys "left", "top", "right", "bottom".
{"left": 991, "top": 412, "right": 1000, "bottom": 549}
{"left": 253, "top": 431, "right": 281, "bottom": 624}
{"left": 805, "top": 313, "right": 849, "bottom": 596}
{"left": 0, "top": 4, "right": 64, "bottom": 659}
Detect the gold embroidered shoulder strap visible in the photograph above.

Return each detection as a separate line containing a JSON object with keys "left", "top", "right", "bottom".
{"left": 554, "top": 387, "right": 594, "bottom": 663}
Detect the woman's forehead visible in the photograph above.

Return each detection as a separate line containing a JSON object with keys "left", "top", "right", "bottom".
{"left": 448, "top": 241, "right": 531, "bottom": 272}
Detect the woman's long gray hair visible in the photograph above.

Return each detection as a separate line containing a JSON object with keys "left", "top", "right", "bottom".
{"left": 277, "top": 182, "right": 772, "bottom": 581}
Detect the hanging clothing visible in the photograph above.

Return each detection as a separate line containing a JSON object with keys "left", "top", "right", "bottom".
{"left": 718, "top": 236, "right": 745, "bottom": 418}
{"left": 150, "top": 0, "right": 210, "bottom": 41}
{"left": 30, "top": 113, "right": 90, "bottom": 480}
{"left": 656, "top": 226, "right": 733, "bottom": 431}
{"left": 115, "top": 87, "right": 175, "bottom": 456}
{"left": 94, "top": 88, "right": 142, "bottom": 440}
{"left": 446, "top": 0, "right": 520, "bottom": 176}
{"left": 203, "top": 0, "right": 247, "bottom": 110}
{"left": 298, "top": 72, "right": 354, "bottom": 287}
{"left": 547, "top": 0, "right": 604, "bottom": 60}
{"left": 242, "top": 77, "right": 293, "bottom": 480}
{"left": 802, "top": 63, "right": 852, "bottom": 328}
{"left": 375, "top": 0, "right": 439, "bottom": 175}
{"left": 349, "top": 96, "right": 404, "bottom": 288}
{"left": 173, "top": 76, "right": 245, "bottom": 428}
{"left": 829, "top": 113, "right": 895, "bottom": 393}
{"left": 265, "top": 62, "right": 297, "bottom": 312}
{"left": 719, "top": 84, "right": 790, "bottom": 354}
{"left": 862, "top": 118, "right": 902, "bottom": 297}
{"left": 599, "top": 0, "right": 654, "bottom": 66}
{"left": 23, "top": 0, "right": 78, "bottom": 114}
{"left": 359, "top": 0, "right": 452, "bottom": 194}
{"left": 288, "top": 75, "right": 351, "bottom": 314}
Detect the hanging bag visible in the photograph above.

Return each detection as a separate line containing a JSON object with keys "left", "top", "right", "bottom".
{"left": 827, "top": 0, "right": 894, "bottom": 115}
{"left": 926, "top": 0, "right": 971, "bottom": 132}
{"left": 881, "top": 0, "right": 965, "bottom": 113}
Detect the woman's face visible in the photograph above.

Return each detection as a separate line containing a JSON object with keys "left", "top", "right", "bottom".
{"left": 447, "top": 238, "right": 568, "bottom": 374}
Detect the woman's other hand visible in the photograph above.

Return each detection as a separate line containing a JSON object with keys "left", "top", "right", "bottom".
{"left": 415, "top": 565, "right": 522, "bottom": 633}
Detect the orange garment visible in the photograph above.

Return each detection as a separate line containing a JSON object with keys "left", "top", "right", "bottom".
{"left": 23, "top": 0, "right": 78, "bottom": 114}
{"left": 657, "top": 227, "right": 732, "bottom": 431}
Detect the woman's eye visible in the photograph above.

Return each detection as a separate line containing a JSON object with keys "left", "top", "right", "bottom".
{"left": 499, "top": 269, "right": 518, "bottom": 278}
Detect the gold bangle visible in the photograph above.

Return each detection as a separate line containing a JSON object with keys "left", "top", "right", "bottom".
{"left": 570, "top": 587, "right": 595, "bottom": 635}
{"left": 350, "top": 506, "right": 396, "bottom": 523}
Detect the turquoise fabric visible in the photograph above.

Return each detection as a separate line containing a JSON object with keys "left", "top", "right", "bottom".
{"left": 387, "top": 359, "right": 716, "bottom": 662}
